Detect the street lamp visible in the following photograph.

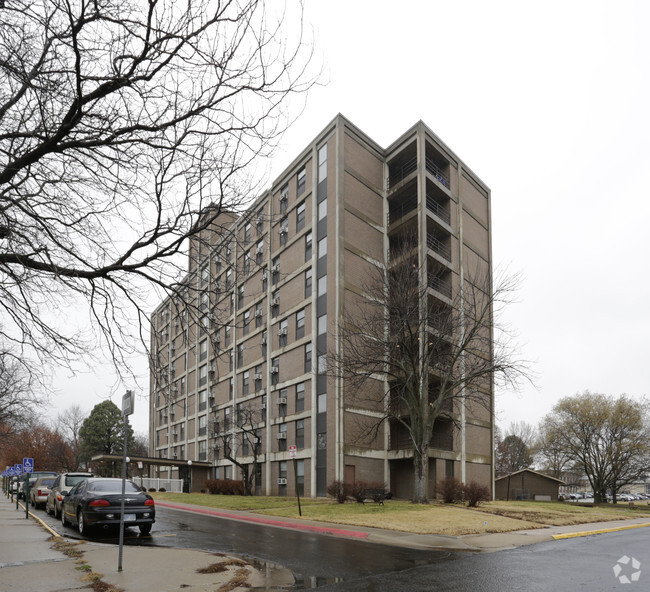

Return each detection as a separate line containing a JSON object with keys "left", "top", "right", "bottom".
{"left": 187, "top": 460, "right": 192, "bottom": 494}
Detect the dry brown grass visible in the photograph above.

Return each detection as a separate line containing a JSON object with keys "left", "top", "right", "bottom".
{"left": 197, "top": 558, "right": 248, "bottom": 574}
{"left": 217, "top": 567, "right": 252, "bottom": 592}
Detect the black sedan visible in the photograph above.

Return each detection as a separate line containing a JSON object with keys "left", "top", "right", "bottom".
{"left": 61, "top": 477, "right": 155, "bottom": 536}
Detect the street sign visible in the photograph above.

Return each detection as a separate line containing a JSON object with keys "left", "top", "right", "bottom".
{"left": 122, "top": 390, "right": 134, "bottom": 416}
{"left": 23, "top": 458, "right": 34, "bottom": 473}
{"left": 14, "top": 463, "right": 22, "bottom": 475}
{"left": 289, "top": 445, "right": 297, "bottom": 459}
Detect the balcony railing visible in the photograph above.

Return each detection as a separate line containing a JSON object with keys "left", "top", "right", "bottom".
{"left": 427, "top": 234, "right": 452, "bottom": 262}
{"left": 387, "top": 193, "right": 417, "bottom": 225}
{"left": 425, "top": 194, "right": 451, "bottom": 225}
{"left": 425, "top": 157, "right": 450, "bottom": 188}
{"left": 389, "top": 432, "right": 453, "bottom": 451}
{"left": 388, "top": 156, "right": 417, "bottom": 188}
{"left": 427, "top": 275, "right": 452, "bottom": 299}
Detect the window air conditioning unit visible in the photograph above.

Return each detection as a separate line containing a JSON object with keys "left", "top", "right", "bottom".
{"left": 276, "top": 432, "right": 287, "bottom": 440}
{"left": 277, "top": 478, "right": 287, "bottom": 485}
{"left": 172, "top": 386, "right": 179, "bottom": 396}
{"left": 261, "top": 335, "right": 267, "bottom": 345}
{"left": 254, "top": 373, "right": 263, "bottom": 380}
{"left": 256, "top": 245, "right": 263, "bottom": 254}
{"left": 173, "top": 454, "right": 178, "bottom": 459}
{"left": 255, "top": 309, "right": 263, "bottom": 317}
{"left": 170, "top": 412, "right": 175, "bottom": 420}
{"left": 272, "top": 296, "right": 280, "bottom": 306}
{"left": 277, "top": 397, "right": 287, "bottom": 405}
{"left": 278, "top": 327, "right": 288, "bottom": 336}
{"left": 208, "top": 396, "right": 215, "bottom": 407}
{"left": 172, "top": 430, "right": 178, "bottom": 436}
{"left": 270, "top": 366, "right": 279, "bottom": 374}
{"left": 209, "top": 370, "right": 216, "bottom": 382}
{"left": 272, "top": 263, "right": 281, "bottom": 272}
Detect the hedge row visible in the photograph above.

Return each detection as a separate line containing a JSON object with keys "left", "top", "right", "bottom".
{"left": 204, "top": 479, "right": 245, "bottom": 495}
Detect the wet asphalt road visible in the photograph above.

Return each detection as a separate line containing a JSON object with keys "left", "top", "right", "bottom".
{"left": 45, "top": 504, "right": 650, "bottom": 591}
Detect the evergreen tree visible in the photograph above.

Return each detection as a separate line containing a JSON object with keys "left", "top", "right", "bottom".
{"left": 79, "top": 400, "right": 134, "bottom": 476}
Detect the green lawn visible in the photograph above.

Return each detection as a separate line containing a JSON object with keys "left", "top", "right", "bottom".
{"left": 152, "top": 492, "right": 650, "bottom": 536}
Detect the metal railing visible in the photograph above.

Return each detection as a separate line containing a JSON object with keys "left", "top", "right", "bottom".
{"left": 388, "top": 156, "right": 418, "bottom": 188}
{"left": 425, "top": 194, "right": 451, "bottom": 225}
{"left": 387, "top": 193, "right": 418, "bottom": 225}
{"left": 427, "top": 234, "right": 452, "bottom": 261}
{"left": 136, "top": 478, "right": 184, "bottom": 492}
{"left": 427, "top": 275, "right": 452, "bottom": 298}
{"left": 425, "top": 157, "right": 450, "bottom": 188}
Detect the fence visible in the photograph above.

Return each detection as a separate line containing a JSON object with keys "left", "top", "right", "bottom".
{"left": 134, "top": 477, "right": 184, "bottom": 492}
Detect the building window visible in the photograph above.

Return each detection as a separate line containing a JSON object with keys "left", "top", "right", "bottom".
{"left": 199, "top": 390, "right": 207, "bottom": 412}
{"left": 278, "top": 387, "right": 288, "bottom": 416}
{"left": 243, "top": 310, "right": 251, "bottom": 335}
{"left": 261, "top": 330, "right": 267, "bottom": 356}
{"left": 199, "top": 339, "right": 208, "bottom": 361}
{"left": 229, "top": 377, "right": 233, "bottom": 399}
{"left": 237, "top": 285, "right": 244, "bottom": 309}
{"left": 318, "top": 236, "right": 327, "bottom": 259}
{"left": 225, "top": 268, "right": 232, "bottom": 290}
{"left": 271, "top": 256, "right": 280, "bottom": 284}
{"left": 318, "top": 353, "right": 326, "bottom": 375}
{"left": 318, "top": 143, "right": 327, "bottom": 183}
{"left": 305, "top": 232, "right": 312, "bottom": 261}
{"left": 446, "top": 459, "right": 454, "bottom": 478}
{"left": 262, "top": 269, "right": 268, "bottom": 291}
{"left": 278, "top": 319, "right": 288, "bottom": 347}
{"left": 229, "top": 349, "right": 234, "bottom": 371}
{"left": 198, "top": 415, "right": 207, "bottom": 437}
{"left": 296, "top": 201, "right": 306, "bottom": 232}
{"left": 279, "top": 217, "right": 288, "bottom": 246}
{"left": 242, "top": 370, "right": 250, "bottom": 396}
{"left": 295, "top": 382, "right": 305, "bottom": 412}
{"left": 255, "top": 364, "right": 263, "bottom": 391}
{"left": 255, "top": 302, "right": 263, "bottom": 327}
{"left": 296, "top": 308, "right": 305, "bottom": 339}
{"left": 224, "top": 407, "right": 231, "bottom": 430}
{"left": 199, "top": 365, "right": 207, "bottom": 387}
{"left": 230, "top": 293, "right": 235, "bottom": 315}
{"left": 318, "top": 314, "right": 327, "bottom": 336}
{"left": 271, "top": 356, "right": 279, "bottom": 385}
{"left": 318, "top": 275, "right": 327, "bottom": 297}
{"left": 305, "top": 268, "right": 312, "bottom": 298}
{"left": 237, "top": 344, "right": 244, "bottom": 368}
{"left": 280, "top": 184, "right": 288, "bottom": 214}
{"left": 278, "top": 423, "right": 287, "bottom": 451}
{"left": 256, "top": 239, "right": 264, "bottom": 264}
{"left": 296, "top": 419, "right": 304, "bottom": 448}
{"left": 225, "top": 243, "right": 232, "bottom": 264}
{"left": 304, "top": 343, "right": 312, "bottom": 373}
{"left": 271, "top": 291, "right": 279, "bottom": 317}
{"left": 297, "top": 167, "right": 306, "bottom": 196}
{"left": 244, "top": 222, "right": 252, "bottom": 244}
{"left": 225, "top": 326, "right": 231, "bottom": 346}
{"left": 256, "top": 209, "right": 264, "bottom": 235}
{"left": 243, "top": 250, "right": 251, "bottom": 274}
{"left": 318, "top": 198, "right": 327, "bottom": 221}
{"left": 200, "top": 265, "right": 209, "bottom": 287}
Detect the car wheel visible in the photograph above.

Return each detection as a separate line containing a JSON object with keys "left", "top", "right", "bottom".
{"left": 77, "top": 511, "right": 89, "bottom": 536}
{"left": 61, "top": 507, "right": 69, "bottom": 527}
{"left": 55, "top": 504, "right": 61, "bottom": 520}
{"left": 139, "top": 524, "right": 152, "bottom": 535}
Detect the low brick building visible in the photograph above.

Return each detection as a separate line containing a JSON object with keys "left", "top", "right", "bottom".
{"left": 495, "top": 469, "right": 564, "bottom": 501}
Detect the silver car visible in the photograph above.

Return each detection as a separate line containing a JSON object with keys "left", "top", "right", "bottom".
{"left": 46, "top": 472, "right": 94, "bottom": 518}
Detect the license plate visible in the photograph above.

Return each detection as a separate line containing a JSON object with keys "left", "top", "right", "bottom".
{"left": 123, "top": 514, "right": 136, "bottom": 522}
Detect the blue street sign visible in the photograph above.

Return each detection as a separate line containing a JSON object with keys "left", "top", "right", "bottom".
{"left": 23, "top": 458, "right": 34, "bottom": 473}
{"left": 14, "top": 464, "right": 22, "bottom": 475}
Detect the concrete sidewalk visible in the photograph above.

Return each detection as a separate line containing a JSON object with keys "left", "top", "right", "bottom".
{"left": 2, "top": 492, "right": 650, "bottom": 592}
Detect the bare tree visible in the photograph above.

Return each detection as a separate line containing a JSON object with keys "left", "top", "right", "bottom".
{"left": 334, "top": 238, "right": 528, "bottom": 503}
{"left": 55, "top": 403, "right": 87, "bottom": 470}
{"left": 542, "top": 392, "right": 650, "bottom": 503}
{"left": 0, "top": 0, "right": 315, "bottom": 377}
{"left": 535, "top": 416, "right": 574, "bottom": 479}
{"left": 0, "top": 351, "right": 43, "bottom": 438}
{"left": 215, "top": 402, "right": 263, "bottom": 496}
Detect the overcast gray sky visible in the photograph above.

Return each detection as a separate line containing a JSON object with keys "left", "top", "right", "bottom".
{"left": 52, "top": 0, "right": 650, "bottom": 435}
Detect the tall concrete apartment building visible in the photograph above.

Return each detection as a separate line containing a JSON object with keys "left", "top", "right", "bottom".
{"left": 149, "top": 114, "right": 493, "bottom": 498}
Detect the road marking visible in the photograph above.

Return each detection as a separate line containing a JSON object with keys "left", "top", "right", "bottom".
{"left": 553, "top": 522, "right": 650, "bottom": 540}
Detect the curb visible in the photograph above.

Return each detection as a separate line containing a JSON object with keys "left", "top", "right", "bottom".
{"left": 15, "top": 500, "right": 62, "bottom": 539}
{"left": 552, "top": 522, "right": 650, "bottom": 540}
{"left": 156, "top": 501, "right": 370, "bottom": 539}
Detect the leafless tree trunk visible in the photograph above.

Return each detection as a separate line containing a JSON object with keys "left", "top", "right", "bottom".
{"left": 0, "top": 0, "right": 315, "bottom": 378}
{"left": 55, "top": 403, "right": 87, "bottom": 470}
{"left": 334, "top": 237, "right": 529, "bottom": 503}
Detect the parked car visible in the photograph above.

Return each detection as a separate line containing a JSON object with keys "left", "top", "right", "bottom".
{"left": 46, "top": 472, "right": 94, "bottom": 518}
{"left": 29, "top": 476, "right": 57, "bottom": 509}
{"left": 18, "top": 471, "right": 58, "bottom": 500}
{"left": 60, "top": 478, "right": 155, "bottom": 536}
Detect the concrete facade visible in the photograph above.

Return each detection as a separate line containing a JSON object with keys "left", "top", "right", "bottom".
{"left": 149, "top": 115, "right": 493, "bottom": 498}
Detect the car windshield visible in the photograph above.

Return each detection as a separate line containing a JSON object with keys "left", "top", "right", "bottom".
{"left": 65, "top": 475, "right": 90, "bottom": 487}
{"left": 88, "top": 481, "right": 141, "bottom": 493}
{"left": 40, "top": 479, "right": 56, "bottom": 487}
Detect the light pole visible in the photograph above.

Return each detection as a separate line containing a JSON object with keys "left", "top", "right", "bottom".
{"left": 187, "top": 460, "right": 192, "bottom": 493}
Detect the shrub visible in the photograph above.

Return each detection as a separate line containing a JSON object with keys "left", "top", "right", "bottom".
{"left": 347, "top": 481, "right": 388, "bottom": 503}
{"left": 159, "top": 487, "right": 166, "bottom": 492}
{"left": 326, "top": 480, "right": 347, "bottom": 503}
{"left": 463, "top": 481, "right": 490, "bottom": 507}
{"left": 204, "top": 479, "right": 245, "bottom": 495}
{"left": 148, "top": 488, "right": 157, "bottom": 492}
{"left": 439, "top": 477, "right": 464, "bottom": 503}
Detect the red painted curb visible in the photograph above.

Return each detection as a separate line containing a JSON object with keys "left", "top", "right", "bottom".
{"left": 156, "top": 501, "right": 369, "bottom": 539}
